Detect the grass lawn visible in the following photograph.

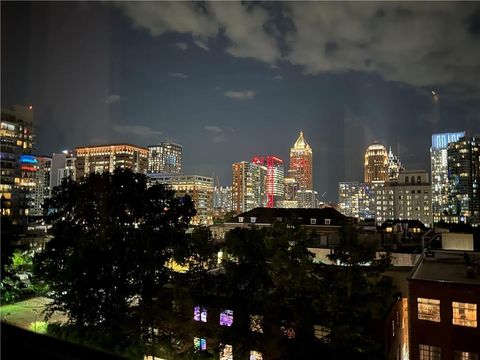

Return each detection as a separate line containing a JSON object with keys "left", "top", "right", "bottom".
{"left": 0, "top": 297, "right": 68, "bottom": 331}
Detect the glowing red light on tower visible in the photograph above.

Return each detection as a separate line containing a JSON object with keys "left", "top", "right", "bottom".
{"left": 252, "top": 155, "right": 283, "bottom": 208}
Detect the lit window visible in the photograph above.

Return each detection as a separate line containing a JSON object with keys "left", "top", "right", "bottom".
{"left": 452, "top": 302, "right": 477, "bottom": 327}
{"left": 324, "top": 219, "right": 331, "bottom": 225}
{"left": 314, "top": 325, "right": 330, "bottom": 341}
{"left": 310, "top": 218, "right": 316, "bottom": 225}
{"left": 417, "top": 298, "right": 440, "bottom": 322}
{"left": 419, "top": 344, "right": 441, "bottom": 360}
{"left": 220, "top": 344, "right": 233, "bottom": 360}
{"left": 250, "top": 315, "right": 263, "bottom": 333}
{"left": 193, "top": 337, "right": 206, "bottom": 351}
{"left": 220, "top": 309, "right": 233, "bottom": 326}
{"left": 250, "top": 350, "right": 263, "bottom": 360}
{"left": 454, "top": 351, "right": 478, "bottom": 360}
{"left": 194, "top": 306, "right": 207, "bottom": 322}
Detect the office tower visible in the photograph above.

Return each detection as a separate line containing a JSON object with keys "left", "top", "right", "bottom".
{"left": 232, "top": 161, "right": 267, "bottom": 214}
{"left": 0, "top": 105, "right": 35, "bottom": 222}
{"left": 375, "top": 170, "right": 433, "bottom": 227}
{"left": 289, "top": 131, "right": 313, "bottom": 191}
{"left": 387, "top": 147, "right": 403, "bottom": 181}
{"left": 75, "top": 144, "right": 148, "bottom": 179}
{"left": 430, "top": 132, "right": 465, "bottom": 223}
{"left": 283, "top": 177, "right": 299, "bottom": 208}
{"left": 213, "top": 186, "right": 233, "bottom": 216}
{"left": 297, "top": 189, "right": 318, "bottom": 208}
{"left": 338, "top": 182, "right": 375, "bottom": 220}
{"left": 252, "top": 156, "right": 284, "bottom": 208}
{"left": 148, "top": 142, "right": 182, "bottom": 174}
{"left": 447, "top": 136, "right": 480, "bottom": 225}
{"left": 50, "top": 150, "right": 76, "bottom": 190}
{"left": 147, "top": 173, "right": 213, "bottom": 226}
{"left": 364, "top": 142, "right": 389, "bottom": 184}
{"left": 31, "top": 156, "right": 52, "bottom": 217}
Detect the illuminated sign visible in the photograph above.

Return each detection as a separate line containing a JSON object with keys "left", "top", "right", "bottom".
{"left": 20, "top": 155, "right": 38, "bottom": 164}
{"left": 431, "top": 132, "right": 465, "bottom": 150}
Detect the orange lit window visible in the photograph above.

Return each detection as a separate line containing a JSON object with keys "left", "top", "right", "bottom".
{"left": 419, "top": 344, "right": 441, "bottom": 360}
{"left": 418, "top": 298, "right": 440, "bottom": 322}
{"left": 454, "top": 351, "right": 478, "bottom": 360}
{"left": 452, "top": 302, "right": 477, "bottom": 328}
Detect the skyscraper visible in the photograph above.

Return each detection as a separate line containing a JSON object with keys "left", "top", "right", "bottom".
{"left": 289, "top": 131, "right": 313, "bottom": 191}
{"left": 232, "top": 161, "right": 267, "bottom": 214}
{"left": 252, "top": 156, "right": 284, "bottom": 208}
{"left": 447, "top": 136, "right": 480, "bottom": 225}
{"left": 364, "top": 142, "right": 389, "bottom": 184}
{"left": 338, "top": 182, "right": 375, "bottom": 220}
{"left": 148, "top": 142, "right": 182, "bottom": 174}
{"left": 75, "top": 144, "right": 148, "bottom": 179}
{"left": 0, "top": 105, "right": 35, "bottom": 222}
{"left": 31, "top": 155, "right": 52, "bottom": 217}
{"left": 213, "top": 186, "right": 233, "bottom": 216}
{"left": 430, "top": 131, "right": 465, "bottom": 223}
{"left": 387, "top": 147, "right": 403, "bottom": 181}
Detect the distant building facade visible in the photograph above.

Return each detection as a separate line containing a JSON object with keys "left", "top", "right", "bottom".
{"left": 430, "top": 132, "right": 465, "bottom": 224}
{"left": 50, "top": 150, "right": 76, "bottom": 189}
{"left": 31, "top": 155, "right": 51, "bottom": 217}
{"left": 232, "top": 161, "right": 267, "bottom": 214}
{"left": 0, "top": 105, "right": 35, "bottom": 222}
{"left": 148, "top": 142, "right": 182, "bottom": 174}
{"left": 289, "top": 131, "right": 313, "bottom": 191}
{"left": 364, "top": 142, "right": 389, "bottom": 184}
{"left": 75, "top": 144, "right": 148, "bottom": 179}
{"left": 388, "top": 147, "right": 404, "bottom": 181}
{"left": 375, "top": 170, "right": 433, "bottom": 227}
{"left": 297, "top": 189, "right": 318, "bottom": 208}
{"left": 338, "top": 182, "right": 375, "bottom": 220}
{"left": 213, "top": 186, "right": 232, "bottom": 216}
{"left": 447, "top": 136, "right": 480, "bottom": 226}
{"left": 252, "top": 156, "right": 284, "bottom": 208}
{"left": 148, "top": 173, "right": 213, "bottom": 226}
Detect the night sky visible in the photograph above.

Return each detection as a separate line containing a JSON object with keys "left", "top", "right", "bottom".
{"left": 2, "top": 2, "right": 479, "bottom": 202}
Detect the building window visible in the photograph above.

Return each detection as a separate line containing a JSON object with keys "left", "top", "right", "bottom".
{"left": 324, "top": 218, "right": 331, "bottom": 225}
{"left": 250, "top": 314, "right": 263, "bottom": 333}
{"left": 220, "top": 344, "right": 233, "bottom": 360}
{"left": 419, "top": 344, "right": 441, "bottom": 360}
{"left": 392, "top": 319, "right": 395, "bottom": 337}
{"left": 452, "top": 302, "right": 477, "bottom": 327}
{"left": 314, "top": 325, "right": 330, "bottom": 341}
{"left": 220, "top": 309, "right": 234, "bottom": 326}
{"left": 454, "top": 351, "right": 478, "bottom": 360}
{"left": 194, "top": 306, "right": 207, "bottom": 322}
{"left": 251, "top": 217, "right": 256, "bottom": 223}
{"left": 310, "top": 218, "right": 316, "bottom": 225}
{"left": 194, "top": 337, "right": 206, "bottom": 351}
{"left": 250, "top": 350, "right": 263, "bottom": 360}
{"left": 417, "top": 298, "right": 440, "bottom": 322}
{"left": 238, "top": 217, "right": 244, "bottom": 223}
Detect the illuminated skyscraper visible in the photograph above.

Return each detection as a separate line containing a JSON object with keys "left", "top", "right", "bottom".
{"left": 282, "top": 177, "right": 299, "bottom": 208}
{"left": 387, "top": 147, "right": 403, "bottom": 181}
{"left": 213, "top": 186, "right": 233, "bottom": 216}
{"left": 232, "top": 161, "right": 266, "bottom": 214}
{"left": 148, "top": 142, "right": 182, "bottom": 174}
{"left": 447, "top": 136, "right": 480, "bottom": 225}
{"left": 364, "top": 142, "right": 389, "bottom": 184}
{"left": 338, "top": 182, "right": 375, "bottom": 220}
{"left": 0, "top": 105, "right": 35, "bottom": 222}
{"left": 31, "top": 155, "right": 52, "bottom": 217}
{"left": 148, "top": 173, "right": 213, "bottom": 226}
{"left": 289, "top": 131, "right": 313, "bottom": 191}
{"left": 252, "top": 156, "right": 284, "bottom": 208}
{"left": 430, "top": 131, "right": 465, "bottom": 223}
{"left": 75, "top": 144, "right": 148, "bottom": 179}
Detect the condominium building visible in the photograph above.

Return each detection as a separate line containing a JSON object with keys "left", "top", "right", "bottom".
{"left": 213, "top": 186, "right": 233, "bottom": 216}
{"left": 148, "top": 173, "right": 214, "bottom": 226}
{"left": 232, "top": 161, "right": 267, "bottom": 214}
{"left": 75, "top": 144, "right": 148, "bottom": 179}
{"left": 31, "top": 156, "right": 52, "bottom": 217}
{"left": 148, "top": 142, "right": 182, "bottom": 174}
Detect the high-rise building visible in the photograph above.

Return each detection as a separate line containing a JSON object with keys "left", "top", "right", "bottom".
{"left": 282, "top": 177, "right": 299, "bottom": 208}
{"left": 31, "top": 156, "right": 52, "bottom": 217}
{"left": 50, "top": 150, "right": 76, "bottom": 190}
{"left": 375, "top": 170, "right": 433, "bottom": 227}
{"left": 75, "top": 144, "right": 148, "bottom": 179}
{"left": 148, "top": 142, "right": 182, "bottom": 174}
{"left": 213, "top": 186, "right": 233, "bottom": 216}
{"left": 387, "top": 147, "right": 403, "bottom": 181}
{"left": 338, "top": 182, "right": 375, "bottom": 220}
{"left": 364, "top": 142, "right": 389, "bottom": 184}
{"left": 252, "top": 156, "right": 284, "bottom": 208}
{"left": 0, "top": 105, "right": 35, "bottom": 222}
{"left": 289, "top": 131, "right": 313, "bottom": 191}
{"left": 447, "top": 136, "right": 480, "bottom": 225}
{"left": 232, "top": 161, "right": 267, "bottom": 214}
{"left": 297, "top": 189, "right": 318, "bottom": 208}
{"left": 430, "top": 132, "right": 465, "bottom": 224}
{"left": 148, "top": 173, "right": 213, "bottom": 226}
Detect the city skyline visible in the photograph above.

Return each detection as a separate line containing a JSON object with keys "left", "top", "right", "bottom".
{"left": 2, "top": 2, "right": 480, "bottom": 201}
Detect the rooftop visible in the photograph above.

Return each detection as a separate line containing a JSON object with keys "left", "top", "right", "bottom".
{"left": 410, "top": 250, "right": 480, "bottom": 286}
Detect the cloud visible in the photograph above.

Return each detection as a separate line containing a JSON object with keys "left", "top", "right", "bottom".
{"left": 224, "top": 90, "right": 257, "bottom": 100}
{"left": 273, "top": 75, "right": 283, "bottom": 80}
{"left": 105, "top": 94, "right": 121, "bottom": 104}
{"left": 113, "top": 124, "right": 162, "bottom": 138}
{"left": 193, "top": 38, "right": 209, "bottom": 51}
{"left": 204, "top": 125, "right": 223, "bottom": 133}
{"left": 168, "top": 72, "right": 189, "bottom": 79}
{"left": 174, "top": 42, "right": 188, "bottom": 50}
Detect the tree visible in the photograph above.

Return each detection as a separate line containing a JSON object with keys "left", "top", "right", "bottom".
{"left": 34, "top": 169, "right": 196, "bottom": 354}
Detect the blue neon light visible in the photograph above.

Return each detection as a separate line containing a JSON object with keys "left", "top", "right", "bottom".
{"left": 20, "top": 155, "right": 38, "bottom": 164}
{"left": 431, "top": 132, "right": 465, "bottom": 150}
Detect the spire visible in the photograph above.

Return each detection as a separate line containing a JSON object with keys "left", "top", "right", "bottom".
{"left": 293, "top": 131, "right": 311, "bottom": 151}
